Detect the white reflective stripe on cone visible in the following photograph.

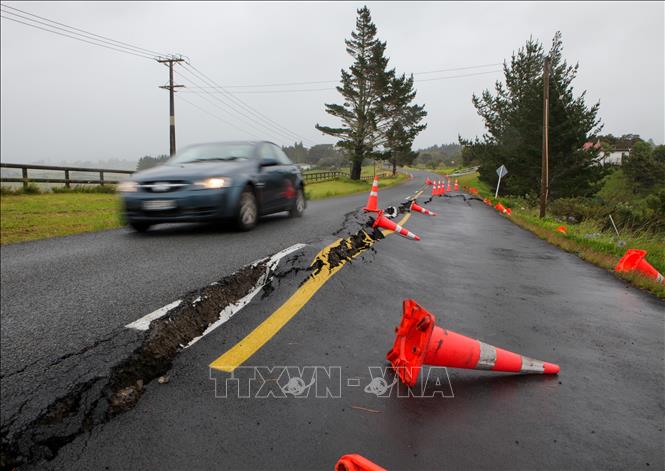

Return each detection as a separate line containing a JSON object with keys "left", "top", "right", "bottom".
{"left": 520, "top": 356, "right": 545, "bottom": 373}
{"left": 476, "top": 341, "right": 497, "bottom": 370}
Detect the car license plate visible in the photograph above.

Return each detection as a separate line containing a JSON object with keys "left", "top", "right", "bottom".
{"left": 143, "top": 200, "right": 176, "bottom": 211}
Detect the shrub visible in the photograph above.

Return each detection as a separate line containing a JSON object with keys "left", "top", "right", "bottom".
{"left": 548, "top": 197, "right": 609, "bottom": 223}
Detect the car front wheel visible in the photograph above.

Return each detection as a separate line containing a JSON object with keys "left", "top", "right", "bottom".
{"left": 236, "top": 188, "right": 258, "bottom": 231}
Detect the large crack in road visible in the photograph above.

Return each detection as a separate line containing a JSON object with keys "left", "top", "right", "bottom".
{"left": 1, "top": 203, "right": 388, "bottom": 470}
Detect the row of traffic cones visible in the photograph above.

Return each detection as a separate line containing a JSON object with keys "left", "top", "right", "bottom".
{"left": 363, "top": 176, "right": 437, "bottom": 241}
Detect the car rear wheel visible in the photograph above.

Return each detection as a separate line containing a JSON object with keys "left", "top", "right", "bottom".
{"left": 289, "top": 187, "right": 305, "bottom": 218}
{"left": 236, "top": 187, "right": 258, "bottom": 231}
{"left": 129, "top": 221, "right": 151, "bottom": 233}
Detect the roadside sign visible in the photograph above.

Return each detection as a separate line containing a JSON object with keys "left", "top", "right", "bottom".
{"left": 495, "top": 164, "right": 508, "bottom": 198}
{"left": 496, "top": 165, "right": 508, "bottom": 178}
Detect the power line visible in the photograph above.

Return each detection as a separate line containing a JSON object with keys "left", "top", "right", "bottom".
{"left": 180, "top": 69, "right": 503, "bottom": 95}
{"left": 181, "top": 62, "right": 317, "bottom": 145}
{"left": 183, "top": 63, "right": 503, "bottom": 89}
{"left": 0, "top": 3, "right": 166, "bottom": 57}
{"left": 177, "top": 94, "right": 262, "bottom": 140}
{"left": 0, "top": 13, "right": 156, "bottom": 60}
{"left": 174, "top": 67, "right": 304, "bottom": 144}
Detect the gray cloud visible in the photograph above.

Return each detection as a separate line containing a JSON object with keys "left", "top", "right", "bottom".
{"left": 1, "top": 1, "right": 663, "bottom": 164}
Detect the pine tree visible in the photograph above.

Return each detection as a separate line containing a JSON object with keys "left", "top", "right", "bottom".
{"left": 315, "top": 6, "right": 392, "bottom": 180}
{"left": 465, "top": 32, "right": 604, "bottom": 198}
{"left": 382, "top": 74, "right": 427, "bottom": 175}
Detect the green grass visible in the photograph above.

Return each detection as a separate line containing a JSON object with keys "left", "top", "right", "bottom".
{"left": 458, "top": 172, "right": 665, "bottom": 298}
{"left": 1, "top": 193, "right": 123, "bottom": 245}
{"left": 305, "top": 173, "right": 407, "bottom": 200}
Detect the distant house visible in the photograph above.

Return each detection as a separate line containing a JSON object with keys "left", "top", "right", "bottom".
{"left": 582, "top": 140, "right": 631, "bottom": 166}
{"left": 297, "top": 163, "right": 313, "bottom": 171}
{"left": 598, "top": 148, "right": 631, "bottom": 165}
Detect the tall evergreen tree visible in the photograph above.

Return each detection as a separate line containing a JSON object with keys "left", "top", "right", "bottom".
{"left": 315, "top": 6, "right": 392, "bottom": 180}
{"left": 464, "top": 32, "right": 604, "bottom": 198}
{"left": 382, "top": 74, "right": 427, "bottom": 175}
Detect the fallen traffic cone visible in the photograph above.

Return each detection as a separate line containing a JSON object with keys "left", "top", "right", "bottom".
{"left": 410, "top": 200, "right": 436, "bottom": 216}
{"left": 615, "top": 249, "right": 664, "bottom": 284}
{"left": 425, "top": 177, "right": 433, "bottom": 186}
{"left": 505, "top": 207, "right": 512, "bottom": 215}
{"left": 495, "top": 203, "right": 507, "bottom": 214}
{"left": 470, "top": 187, "right": 478, "bottom": 195}
{"left": 387, "top": 300, "right": 560, "bottom": 387}
{"left": 483, "top": 198, "right": 491, "bottom": 206}
{"left": 454, "top": 179, "right": 459, "bottom": 191}
{"left": 556, "top": 226, "right": 567, "bottom": 235}
{"left": 335, "top": 454, "right": 387, "bottom": 471}
{"left": 372, "top": 210, "right": 420, "bottom": 241}
{"left": 363, "top": 176, "right": 380, "bottom": 213}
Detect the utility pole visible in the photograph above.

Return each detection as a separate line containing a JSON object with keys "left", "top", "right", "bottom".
{"left": 539, "top": 56, "right": 550, "bottom": 218}
{"left": 158, "top": 56, "right": 185, "bottom": 156}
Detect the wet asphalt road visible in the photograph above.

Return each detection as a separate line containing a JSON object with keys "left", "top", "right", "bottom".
{"left": 0, "top": 175, "right": 422, "bottom": 379}
{"left": 31, "top": 182, "right": 665, "bottom": 470}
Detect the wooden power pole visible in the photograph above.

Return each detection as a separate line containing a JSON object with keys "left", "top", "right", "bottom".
{"left": 158, "top": 57, "right": 185, "bottom": 156}
{"left": 539, "top": 56, "right": 550, "bottom": 218}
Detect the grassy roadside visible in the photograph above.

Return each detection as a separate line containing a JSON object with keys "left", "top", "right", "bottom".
{"left": 457, "top": 173, "right": 665, "bottom": 298}
{"left": 1, "top": 174, "right": 409, "bottom": 245}
{"left": 1, "top": 193, "right": 123, "bottom": 245}
{"left": 305, "top": 173, "right": 407, "bottom": 200}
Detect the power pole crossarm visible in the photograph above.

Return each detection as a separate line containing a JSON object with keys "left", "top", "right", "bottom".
{"left": 157, "top": 57, "right": 185, "bottom": 156}
{"left": 539, "top": 56, "right": 550, "bottom": 218}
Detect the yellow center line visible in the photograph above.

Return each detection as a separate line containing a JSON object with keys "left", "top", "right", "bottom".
{"left": 209, "top": 211, "right": 413, "bottom": 373}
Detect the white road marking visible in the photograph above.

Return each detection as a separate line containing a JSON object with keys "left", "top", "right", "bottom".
{"left": 125, "top": 300, "right": 182, "bottom": 331}
{"left": 186, "top": 243, "right": 307, "bottom": 348}
{"left": 124, "top": 243, "right": 307, "bottom": 338}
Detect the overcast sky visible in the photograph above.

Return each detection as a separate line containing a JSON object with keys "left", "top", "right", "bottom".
{"left": 1, "top": 1, "right": 663, "bottom": 165}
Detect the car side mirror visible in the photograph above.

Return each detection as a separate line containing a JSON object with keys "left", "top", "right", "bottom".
{"left": 260, "top": 158, "right": 279, "bottom": 167}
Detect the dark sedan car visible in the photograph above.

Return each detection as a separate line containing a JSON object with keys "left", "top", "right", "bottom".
{"left": 118, "top": 141, "right": 306, "bottom": 232}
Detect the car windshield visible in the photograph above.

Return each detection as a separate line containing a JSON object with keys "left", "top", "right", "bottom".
{"left": 168, "top": 143, "right": 255, "bottom": 164}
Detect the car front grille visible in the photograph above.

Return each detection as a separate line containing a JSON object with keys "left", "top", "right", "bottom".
{"left": 139, "top": 181, "right": 189, "bottom": 193}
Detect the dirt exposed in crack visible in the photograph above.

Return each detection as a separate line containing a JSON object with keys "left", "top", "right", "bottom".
{"left": 0, "top": 262, "right": 270, "bottom": 471}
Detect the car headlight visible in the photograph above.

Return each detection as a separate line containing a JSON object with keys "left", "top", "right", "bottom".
{"left": 117, "top": 180, "right": 138, "bottom": 193}
{"left": 194, "top": 177, "right": 232, "bottom": 189}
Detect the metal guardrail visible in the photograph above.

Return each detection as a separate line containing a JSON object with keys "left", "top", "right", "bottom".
{"left": 0, "top": 163, "right": 134, "bottom": 188}
{"left": 1, "top": 163, "right": 394, "bottom": 188}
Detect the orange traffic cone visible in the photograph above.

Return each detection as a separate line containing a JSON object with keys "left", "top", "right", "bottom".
{"left": 425, "top": 177, "right": 432, "bottom": 186}
{"left": 470, "top": 187, "right": 478, "bottom": 195}
{"left": 387, "top": 300, "right": 560, "bottom": 387}
{"left": 483, "top": 198, "right": 491, "bottom": 206}
{"left": 446, "top": 180, "right": 451, "bottom": 192}
{"left": 495, "top": 203, "right": 507, "bottom": 214}
{"left": 505, "top": 207, "right": 511, "bottom": 215}
{"left": 335, "top": 454, "right": 387, "bottom": 471}
{"left": 363, "top": 176, "right": 380, "bottom": 213}
{"left": 556, "top": 226, "right": 567, "bottom": 235}
{"left": 615, "top": 249, "right": 664, "bottom": 284}
{"left": 410, "top": 200, "right": 436, "bottom": 216}
{"left": 430, "top": 182, "right": 438, "bottom": 197}
{"left": 372, "top": 211, "right": 420, "bottom": 241}
{"left": 454, "top": 179, "right": 459, "bottom": 191}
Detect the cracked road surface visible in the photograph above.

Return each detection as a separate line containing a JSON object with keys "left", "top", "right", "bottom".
{"left": 3, "top": 171, "right": 664, "bottom": 470}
